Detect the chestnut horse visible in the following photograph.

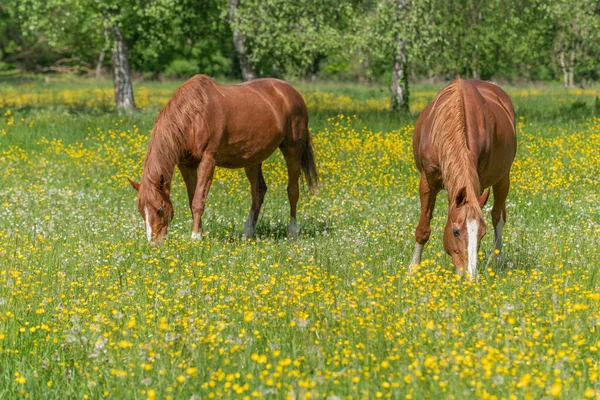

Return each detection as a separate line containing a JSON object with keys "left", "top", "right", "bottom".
{"left": 128, "top": 75, "right": 318, "bottom": 244}
{"left": 410, "top": 78, "right": 516, "bottom": 278}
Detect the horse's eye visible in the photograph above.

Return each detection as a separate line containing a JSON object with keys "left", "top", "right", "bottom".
{"left": 453, "top": 229, "right": 460, "bottom": 238}
{"left": 156, "top": 208, "right": 164, "bottom": 217}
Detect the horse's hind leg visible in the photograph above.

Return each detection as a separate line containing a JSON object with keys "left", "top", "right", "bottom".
{"left": 280, "top": 142, "right": 302, "bottom": 239}
{"left": 410, "top": 173, "right": 440, "bottom": 269}
{"left": 243, "top": 163, "right": 267, "bottom": 239}
{"left": 491, "top": 172, "right": 510, "bottom": 259}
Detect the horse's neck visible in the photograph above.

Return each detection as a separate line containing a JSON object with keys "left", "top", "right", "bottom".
{"left": 443, "top": 150, "right": 481, "bottom": 203}
{"left": 141, "top": 140, "right": 176, "bottom": 186}
{"left": 438, "top": 133, "right": 481, "bottom": 201}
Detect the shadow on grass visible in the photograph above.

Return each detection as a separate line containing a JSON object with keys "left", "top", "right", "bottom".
{"left": 204, "top": 219, "right": 332, "bottom": 243}
{"left": 487, "top": 243, "right": 537, "bottom": 276}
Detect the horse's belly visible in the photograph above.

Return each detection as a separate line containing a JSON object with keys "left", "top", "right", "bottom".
{"left": 215, "top": 131, "right": 284, "bottom": 168}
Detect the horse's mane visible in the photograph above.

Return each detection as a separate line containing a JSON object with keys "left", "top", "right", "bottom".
{"left": 141, "top": 75, "right": 213, "bottom": 196}
{"left": 429, "top": 78, "right": 481, "bottom": 203}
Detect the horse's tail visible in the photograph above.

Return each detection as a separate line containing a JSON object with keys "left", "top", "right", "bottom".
{"left": 301, "top": 132, "right": 319, "bottom": 194}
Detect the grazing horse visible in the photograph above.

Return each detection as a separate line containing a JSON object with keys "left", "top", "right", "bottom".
{"left": 410, "top": 78, "right": 516, "bottom": 278}
{"left": 128, "top": 75, "right": 318, "bottom": 245}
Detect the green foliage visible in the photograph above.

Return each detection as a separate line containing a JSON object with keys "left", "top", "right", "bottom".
{"left": 235, "top": 0, "right": 361, "bottom": 77}
{"left": 547, "top": 0, "right": 600, "bottom": 82}
{"left": 353, "top": 0, "right": 439, "bottom": 74}
{"left": 0, "top": 0, "right": 599, "bottom": 85}
{"left": 164, "top": 59, "right": 199, "bottom": 79}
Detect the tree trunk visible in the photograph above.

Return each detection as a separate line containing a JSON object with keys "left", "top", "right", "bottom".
{"left": 470, "top": 5, "right": 481, "bottom": 80}
{"left": 229, "top": 0, "right": 255, "bottom": 81}
{"left": 95, "top": 50, "right": 105, "bottom": 79}
{"left": 472, "top": 53, "right": 480, "bottom": 80}
{"left": 95, "top": 26, "right": 109, "bottom": 79}
{"left": 559, "top": 50, "right": 569, "bottom": 88}
{"left": 111, "top": 25, "right": 136, "bottom": 111}
{"left": 568, "top": 50, "right": 575, "bottom": 88}
{"left": 390, "top": 0, "right": 409, "bottom": 114}
{"left": 390, "top": 38, "right": 409, "bottom": 114}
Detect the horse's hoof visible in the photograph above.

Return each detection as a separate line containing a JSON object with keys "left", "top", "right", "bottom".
{"left": 191, "top": 232, "right": 203, "bottom": 241}
{"left": 494, "top": 251, "right": 505, "bottom": 264}
{"left": 288, "top": 218, "right": 298, "bottom": 240}
{"left": 242, "top": 228, "right": 256, "bottom": 240}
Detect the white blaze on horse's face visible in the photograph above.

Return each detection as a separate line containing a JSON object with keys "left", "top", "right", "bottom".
{"left": 466, "top": 219, "right": 479, "bottom": 278}
{"left": 444, "top": 207, "right": 486, "bottom": 278}
{"left": 138, "top": 198, "right": 173, "bottom": 245}
{"left": 144, "top": 206, "right": 152, "bottom": 242}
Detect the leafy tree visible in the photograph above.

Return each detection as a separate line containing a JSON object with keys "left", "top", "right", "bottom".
{"left": 2, "top": 0, "right": 599, "bottom": 92}
{"left": 233, "top": 0, "right": 359, "bottom": 78}
{"left": 18, "top": 0, "right": 186, "bottom": 110}
{"left": 432, "top": 0, "right": 553, "bottom": 81}
{"left": 133, "top": 0, "right": 234, "bottom": 80}
{"left": 0, "top": 1, "right": 30, "bottom": 70}
{"left": 354, "top": 0, "right": 440, "bottom": 114}
{"left": 547, "top": 0, "right": 600, "bottom": 87}
{"left": 228, "top": 0, "right": 255, "bottom": 80}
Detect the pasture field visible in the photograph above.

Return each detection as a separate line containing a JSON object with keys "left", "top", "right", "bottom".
{"left": 0, "top": 76, "right": 599, "bottom": 399}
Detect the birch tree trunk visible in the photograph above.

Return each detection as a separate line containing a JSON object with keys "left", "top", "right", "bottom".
{"left": 559, "top": 50, "right": 569, "bottom": 88}
{"left": 96, "top": 50, "right": 106, "bottom": 79}
{"left": 472, "top": 53, "right": 480, "bottom": 80}
{"left": 470, "top": 5, "right": 481, "bottom": 80}
{"left": 390, "top": 0, "right": 409, "bottom": 114}
{"left": 111, "top": 25, "right": 136, "bottom": 111}
{"left": 95, "top": 26, "right": 109, "bottom": 79}
{"left": 568, "top": 50, "right": 575, "bottom": 88}
{"left": 229, "top": 0, "right": 255, "bottom": 81}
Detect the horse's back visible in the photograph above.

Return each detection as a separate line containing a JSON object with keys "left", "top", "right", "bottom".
{"left": 205, "top": 77, "right": 307, "bottom": 168}
{"left": 461, "top": 80, "right": 517, "bottom": 186}
{"left": 414, "top": 79, "right": 516, "bottom": 186}
{"left": 469, "top": 80, "right": 515, "bottom": 135}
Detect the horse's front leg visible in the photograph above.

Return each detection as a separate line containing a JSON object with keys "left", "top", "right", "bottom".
{"left": 178, "top": 164, "right": 198, "bottom": 212}
{"left": 410, "top": 173, "right": 440, "bottom": 270}
{"left": 191, "top": 155, "right": 216, "bottom": 240}
{"left": 491, "top": 173, "right": 510, "bottom": 261}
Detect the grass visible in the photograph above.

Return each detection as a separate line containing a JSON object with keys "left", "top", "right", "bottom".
{"left": 0, "top": 76, "right": 599, "bottom": 399}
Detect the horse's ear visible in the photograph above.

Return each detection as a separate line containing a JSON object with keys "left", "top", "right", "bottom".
{"left": 128, "top": 178, "right": 140, "bottom": 192}
{"left": 478, "top": 188, "right": 491, "bottom": 208}
{"left": 455, "top": 187, "right": 467, "bottom": 208}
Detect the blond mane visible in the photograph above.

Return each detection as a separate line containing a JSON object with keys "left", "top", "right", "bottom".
{"left": 429, "top": 78, "right": 481, "bottom": 204}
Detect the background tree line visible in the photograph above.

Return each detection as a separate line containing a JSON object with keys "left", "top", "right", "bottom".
{"left": 1, "top": 0, "right": 599, "bottom": 111}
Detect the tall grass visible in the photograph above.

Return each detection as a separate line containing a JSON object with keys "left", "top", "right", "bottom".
{"left": 0, "top": 77, "right": 599, "bottom": 399}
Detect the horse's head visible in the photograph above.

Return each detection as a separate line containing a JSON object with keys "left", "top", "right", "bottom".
{"left": 443, "top": 187, "right": 490, "bottom": 278}
{"left": 128, "top": 177, "right": 174, "bottom": 245}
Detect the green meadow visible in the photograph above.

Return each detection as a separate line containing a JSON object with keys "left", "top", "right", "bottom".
{"left": 0, "top": 76, "right": 599, "bottom": 399}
